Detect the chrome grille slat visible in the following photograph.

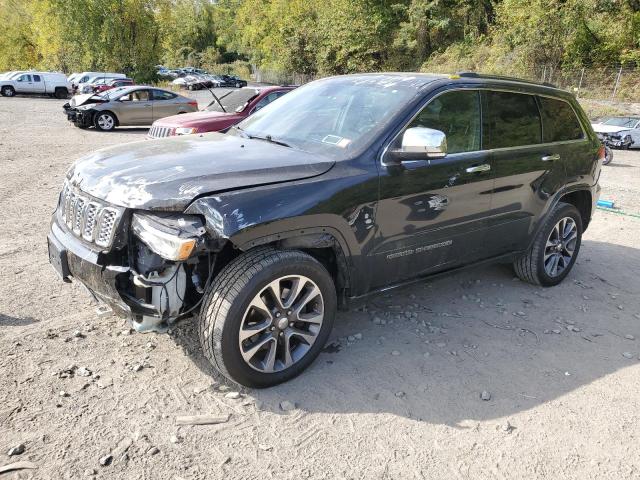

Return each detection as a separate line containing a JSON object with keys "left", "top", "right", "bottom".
{"left": 57, "top": 184, "right": 122, "bottom": 250}
{"left": 148, "top": 125, "right": 172, "bottom": 138}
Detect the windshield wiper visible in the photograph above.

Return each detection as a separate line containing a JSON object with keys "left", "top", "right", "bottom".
{"left": 246, "top": 133, "right": 292, "bottom": 148}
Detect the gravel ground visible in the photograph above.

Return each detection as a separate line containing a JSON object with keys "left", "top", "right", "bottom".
{"left": 1, "top": 95, "right": 640, "bottom": 480}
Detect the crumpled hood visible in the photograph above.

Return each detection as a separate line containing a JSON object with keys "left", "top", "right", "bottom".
{"left": 70, "top": 93, "right": 103, "bottom": 107}
{"left": 67, "top": 133, "right": 335, "bottom": 211}
{"left": 591, "top": 123, "right": 631, "bottom": 134}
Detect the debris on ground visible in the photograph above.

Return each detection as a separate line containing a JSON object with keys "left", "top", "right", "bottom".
{"left": 480, "top": 391, "right": 492, "bottom": 401}
{"left": 279, "top": 401, "right": 296, "bottom": 412}
{"left": 7, "top": 443, "right": 25, "bottom": 456}
{"left": 0, "top": 461, "right": 37, "bottom": 474}
{"left": 175, "top": 414, "right": 230, "bottom": 426}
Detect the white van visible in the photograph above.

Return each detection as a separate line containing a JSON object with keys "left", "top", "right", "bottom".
{"left": 0, "top": 72, "right": 71, "bottom": 98}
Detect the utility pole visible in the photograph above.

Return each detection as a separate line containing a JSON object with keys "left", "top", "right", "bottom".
{"left": 577, "top": 67, "right": 585, "bottom": 98}
{"left": 612, "top": 65, "right": 623, "bottom": 100}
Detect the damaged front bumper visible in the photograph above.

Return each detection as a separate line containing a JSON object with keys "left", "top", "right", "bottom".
{"left": 47, "top": 220, "right": 169, "bottom": 330}
{"left": 63, "top": 104, "right": 93, "bottom": 128}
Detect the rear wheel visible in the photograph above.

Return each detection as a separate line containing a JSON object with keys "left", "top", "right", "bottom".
{"left": 514, "top": 202, "right": 582, "bottom": 287}
{"left": 198, "top": 248, "right": 336, "bottom": 387}
{"left": 54, "top": 87, "right": 68, "bottom": 99}
{"left": 1, "top": 86, "right": 15, "bottom": 97}
{"left": 94, "top": 112, "right": 116, "bottom": 131}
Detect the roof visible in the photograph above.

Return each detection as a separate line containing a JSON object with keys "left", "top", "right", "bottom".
{"left": 322, "top": 72, "right": 569, "bottom": 96}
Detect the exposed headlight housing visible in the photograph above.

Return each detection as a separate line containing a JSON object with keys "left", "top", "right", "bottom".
{"left": 174, "top": 127, "right": 198, "bottom": 136}
{"left": 132, "top": 213, "right": 205, "bottom": 261}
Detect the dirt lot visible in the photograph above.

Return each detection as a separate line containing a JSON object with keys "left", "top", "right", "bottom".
{"left": 1, "top": 95, "right": 640, "bottom": 480}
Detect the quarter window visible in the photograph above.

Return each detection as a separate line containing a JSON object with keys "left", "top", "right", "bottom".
{"left": 407, "top": 90, "right": 481, "bottom": 154}
{"left": 484, "top": 91, "right": 542, "bottom": 149}
{"left": 538, "top": 97, "right": 584, "bottom": 142}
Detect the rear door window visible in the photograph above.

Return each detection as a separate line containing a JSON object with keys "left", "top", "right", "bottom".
{"left": 537, "top": 97, "right": 584, "bottom": 142}
{"left": 484, "top": 91, "right": 542, "bottom": 149}
{"left": 152, "top": 89, "right": 177, "bottom": 101}
{"left": 407, "top": 90, "right": 481, "bottom": 154}
{"left": 33, "top": 75, "right": 41, "bottom": 82}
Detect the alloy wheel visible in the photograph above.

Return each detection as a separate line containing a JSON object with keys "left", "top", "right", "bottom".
{"left": 544, "top": 216, "right": 578, "bottom": 277}
{"left": 97, "top": 114, "right": 114, "bottom": 130}
{"left": 238, "top": 275, "right": 324, "bottom": 373}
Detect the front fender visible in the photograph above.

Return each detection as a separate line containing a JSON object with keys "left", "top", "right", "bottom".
{"left": 183, "top": 166, "right": 380, "bottom": 296}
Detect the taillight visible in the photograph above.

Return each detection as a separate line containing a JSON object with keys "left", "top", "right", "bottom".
{"left": 597, "top": 145, "right": 605, "bottom": 161}
{"left": 188, "top": 101, "right": 198, "bottom": 108}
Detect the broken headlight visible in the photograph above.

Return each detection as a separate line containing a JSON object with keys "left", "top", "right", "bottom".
{"left": 132, "top": 212, "right": 206, "bottom": 261}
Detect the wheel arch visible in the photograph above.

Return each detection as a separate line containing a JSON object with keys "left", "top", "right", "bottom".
{"left": 0, "top": 84, "right": 15, "bottom": 95}
{"left": 525, "top": 185, "right": 593, "bottom": 252}
{"left": 559, "top": 189, "right": 592, "bottom": 230}
{"left": 227, "top": 227, "right": 352, "bottom": 308}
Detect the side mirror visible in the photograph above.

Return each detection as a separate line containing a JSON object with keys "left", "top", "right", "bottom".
{"left": 388, "top": 127, "right": 447, "bottom": 162}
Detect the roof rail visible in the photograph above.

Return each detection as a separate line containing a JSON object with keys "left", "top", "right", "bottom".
{"left": 455, "top": 71, "right": 557, "bottom": 89}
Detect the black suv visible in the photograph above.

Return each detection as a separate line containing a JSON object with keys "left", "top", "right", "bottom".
{"left": 48, "top": 73, "right": 603, "bottom": 387}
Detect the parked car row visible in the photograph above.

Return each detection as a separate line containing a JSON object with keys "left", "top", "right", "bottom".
{"left": 156, "top": 66, "right": 207, "bottom": 78}
{"left": 172, "top": 73, "right": 247, "bottom": 90}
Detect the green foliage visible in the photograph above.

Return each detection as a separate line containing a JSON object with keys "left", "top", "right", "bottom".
{"left": 0, "top": 0, "right": 638, "bottom": 86}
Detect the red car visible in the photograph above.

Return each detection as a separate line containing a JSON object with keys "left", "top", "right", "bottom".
{"left": 147, "top": 85, "right": 295, "bottom": 139}
{"left": 94, "top": 78, "right": 134, "bottom": 93}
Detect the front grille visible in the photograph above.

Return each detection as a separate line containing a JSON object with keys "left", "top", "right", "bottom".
{"left": 148, "top": 125, "right": 175, "bottom": 139}
{"left": 59, "top": 183, "right": 123, "bottom": 249}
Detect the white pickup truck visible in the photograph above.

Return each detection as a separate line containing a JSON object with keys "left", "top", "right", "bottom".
{"left": 0, "top": 72, "right": 71, "bottom": 99}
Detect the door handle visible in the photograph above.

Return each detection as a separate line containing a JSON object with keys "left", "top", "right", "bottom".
{"left": 466, "top": 164, "right": 491, "bottom": 173}
{"left": 541, "top": 154, "right": 560, "bottom": 162}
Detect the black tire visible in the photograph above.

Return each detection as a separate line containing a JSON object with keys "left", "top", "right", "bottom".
{"left": 1, "top": 85, "right": 15, "bottom": 97}
{"left": 513, "top": 202, "right": 583, "bottom": 287}
{"left": 198, "top": 247, "right": 336, "bottom": 388}
{"left": 54, "top": 87, "right": 68, "bottom": 99}
{"left": 603, "top": 146, "right": 613, "bottom": 165}
{"left": 94, "top": 111, "right": 117, "bottom": 131}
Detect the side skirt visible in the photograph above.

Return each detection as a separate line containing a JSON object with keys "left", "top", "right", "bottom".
{"left": 346, "top": 251, "right": 521, "bottom": 307}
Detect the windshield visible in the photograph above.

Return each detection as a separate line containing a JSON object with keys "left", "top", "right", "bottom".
{"left": 206, "top": 89, "right": 258, "bottom": 113}
{"left": 96, "top": 87, "right": 130, "bottom": 100}
{"left": 233, "top": 76, "right": 419, "bottom": 159}
{"left": 603, "top": 117, "right": 639, "bottom": 128}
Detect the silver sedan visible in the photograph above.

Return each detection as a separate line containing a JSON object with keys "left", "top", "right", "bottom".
{"left": 63, "top": 86, "right": 198, "bottom": 131}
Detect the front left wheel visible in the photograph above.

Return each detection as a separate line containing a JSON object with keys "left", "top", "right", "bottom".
{"left": 198, "top": 248, "right": 336, "bottom": 387}
{"left": 94, "top": 112, "right": 116, "bottom": 131}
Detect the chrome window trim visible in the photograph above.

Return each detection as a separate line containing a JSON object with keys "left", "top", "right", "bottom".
{"left": 380, "top": 86, "right": 589, "bottom": 167}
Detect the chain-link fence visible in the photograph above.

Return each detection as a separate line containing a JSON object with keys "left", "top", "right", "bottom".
{"left": 253, "top": 65, "right": 640, "bottom": 103}
{"left": 537, "top": 65, "right": 640, "bottom": 102}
